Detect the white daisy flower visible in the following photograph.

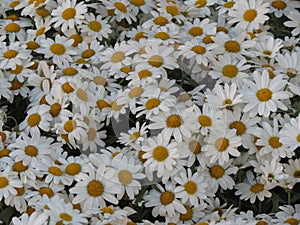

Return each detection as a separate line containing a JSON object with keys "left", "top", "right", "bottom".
{"left": 51, "top": 0, "right": 87, "bottom": 32}
{"left": 235, "top": 171, "right": 273, "bottom": 203}
{"left": 284, "top": 11, "right": 300, "bottom": 36}
{"left": 283, "top": 159, "right": 300, "bottom": 187}
{"left": 183, "top": 18, "right": 216, "bottom": 40}
{"left": 241, "top": 70, "right": 292, "bottom": 117}
{"left": 202, "top": 129, "right": 241, "bottom": 165}
{"left": 268, "top": 0, "right": 300, "bottom": 18}
{"left": 0, "top": 18, "right": 32, "bottom": 42}
{"left": 277, "top": 52, "right": 300, "bottom": 79}
{"left": 273, "top": 204, "right": 300, "bottom": 225}
{"left": 102, "top": 0, "right": 136, "bottom": 23}
{"left": 280, "top": 115, "right": 300, "bottom": 151}
{"left": 228, "top": 0, "right": 270, "bottom": 31}
{"left": 11, "top": 212, "right": 48, "bottom": 225}
{"left": 254, "top": 35, "right": 283, "bottom": 58}
{"left": 174, "top": 168, "right": 208, "bottom": 207}
{"left": 0, "top": 168, "right": 22, "bottom": 201}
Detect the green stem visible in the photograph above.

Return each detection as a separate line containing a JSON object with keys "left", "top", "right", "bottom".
{"left": 287, "top": 191, "right": 291, "bottom": 205}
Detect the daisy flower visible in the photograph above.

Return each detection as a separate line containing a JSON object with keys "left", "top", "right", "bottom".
{"left": 202, "top": 129, "right": 241, "bottom": 165}
{"left": 109, "top": 154, "right": 146, "bottom": 200}
{"left": 268, "top": 0, "right": 300, "bottom": 18}
{"left": 142, "top": 11, "right": 172, "bottom": 29}
{"left": 235, "top": 171, "right": 273, "bottom": 203}
{"left": 283, "top": 159, "right": 300, "bottom": 187}
{"left": 0, "top": 168, "right": 22, "bottom": 201}
{"left": 241, "top": 70, "right": 291, "bottom": 117}
{"left": 273, "top": 204, "right": 300, "bottom": 225}
{"left": 0, "top": 18, "right": 32, "bottom": 42}
{"left": 144, "top": 182, "right": 186, "bottom": 218}
{"left": 280, "top": 115, "right": 300, "bottom": 151}
{"left": 142, "top": 133, "right": 180, "bottom": 178}
{"left": 228, "top": 0, "right": 270, "bottom": 31}
{"left": 254, "top": 35, "right": 283, "bottom": 58}
{"left": 37, "top": 35, "right": 76, "bottom": 67}
{"left": 79, "top": 13, "right": 111, "bottom": 41}
{"left": 102, "top": 0, "right": 136, "bottom": 23}
{"left": 174, "top": 168, "right": 208, "bottom": 207}
{"left": 11, "top": 212, "right": 48, "bottom": 225}
{"left": 74, "top": 40, "right": 103, "bottom": 65}
{"left": 277, "top": 52, "right": 300, "bottom": 79}
{"left": 184, "top": 0, "right": 215, "bottom": 18}
{"left": 51, "top": 0, "right": 87, "bottom": 32}
{"left": 284, "top": 11, "right": 300, "bottom": 36}
{"left": 69, "top": 164, "right": 120, "bottom": 211}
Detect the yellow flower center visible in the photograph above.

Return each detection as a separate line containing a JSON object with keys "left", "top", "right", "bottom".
{"left": 286, "top": 68, "right": 298, "bottom": 78}
{"left": 189, "top": 27, "right": 203, "bottom": 37}
{"left": 62, "top": 67, "right": 77, "bottom": 76}
{"left": 118, "top": 170, "right": 133, "bottom": 185}
{"left": 5, "top": 22, "right": 20, "bottom": 32}
{"left": 36, "top": 8, "right": 49, "bottom": 18}
{"left": 224, "top": 40, "right": 240, "bottom": 53}
{"left": 166, "top": 114, "right": 182, "bottom": 128}
{"left": 88, "top": 128, "right": 97, "bottom": 141}
{"left": 9, "top": 1, "right": 20, "bottom": 8}
{"left": 0, "top": 132, "right": 6, "bottom": 142}
{"left": 189, "top": 140, "right": 201, "bottom": 154}
{"left": 0, "top": 148, "right": 10, "bottom": 158}
{"left": 180, "top": 205, "right": 193, "bottom": 221}
{"left": 101, "top": 206, "right": 115, "bottom": 214}
{"left": 69, "top": 34, "right": 82, "bottom": 47}
{"left": 268, "top": 136, "right": 282, "bottom": 148}
{"left": 215, "top": 138, "right": 229, "bottom": 152}
{"left": 138, "top": 150, "right": 147, "bottom": 163}
{"left": 50, "top": 43, "right": 66, "bottom": 55}
{"left": 64, "top": 120, "right": 77, "bottom": 132}
{"left": 210, "top": 165, "right": 225, "bottom": 179}
{"left": 76, "top": 88, "right": 88, "bottom": 101}
{"left": 13, "top": 161, "right": 28, "bottom": 173}
{"left": 271, "top": 0, "right": 287, "bottom": 10}
{"left": 154, "top": 32, "right": 170, "bottom": 40}
{"left": 223, "top": 98, "right": 233, "bottom": 105}
{"left": 24, "top": 145, "right": 38, "bottom": 157}
{"left": 130, "top": 0, "right": 145, "bottom": 6}
{"left": 256, "top": 88, "right": 272, "bottom": 102}
{"left": 198, "top": 115, "right": 212, "bottom": 127}
{"left": 62, "top": 8, "right": 76, "bottom": 20}
{"left": 4, "top": 49, "right": 18, "bottom": 59}
{"left": 184, "top": 180, "right": 198, "bottom": 194}
{"left": 111, "top": 51, "right": 125, "bottom": 63}
{"left": 111, "top": 100, "right": 123, "bottom": 111}
{"left": 88, "top": 21, "right": 102, "bottom": 32}
{"left": 97, "top": 100, "right": 110, "bottom": 110}
{"left": 27, "top": 113, "right": 41, "bottom": 127}
{"left": 152, "top": 146, "right": 169, "bottom": 161}
{"left": 62, "top": 82, "right": 74, "bottom": 93}
{"left": 59, "top": 213, "right": 72, "bottom": 222}
{"left": 194, "top": 0, "right": 207, "bottom": 8}
{"left": 145, "top": 98, "right": 160, "bottom": 110}
{"left": 222, "top": 65, "right": 238, "bottom": 78}
{"left": 92, "top": 77, "right": 106, "bottom": 87}
{"left": 15, "top": 187, "right": 25, "bottom": 196}
{"left": 129, "top": 131, "right": 141, "bottom": 140}
{"left": 153, "top": 16, "right": 169, "bottom": 26}
{"left": 284, "top": 218, "right": 299, "bottom": 225}
{"left": 243, "top": 9, "right": 257, "bottom": 22}
{"left": 197, "top": 222, "right": 209, "bottom": 225}
{"left": 229, "top": 121, "right": 246, "bottom": 135}
{"left": 166, "top": 5, "right": 179, "bottom": 15}
{"left": 81, "top": 49, "right": 95, "bottom": 59}
{"left": 192, "top": 45, "right": 206, "bottom": 54}
{"left": 224, "top": 1, "right": 235, "bottom": 8}
{"left": 0, "top": 177, "right": 9, "bottom": 188}
{"left": 160, "top": 191, "right": 175, "bottom": 205}
{"left": 138, "top": 69, "right": 152, "bottom": 78}
{"left": 203, "top": 34, "right": 214, "bottom": 44}
{"left": 50, "top": 103, "right": 61, "bottom": 117}
{"left": 87, "top": 180, "right": 104, "bottom": 197}
{"left": 217, "top": 26, "right": 228, "bottom": 33}
{"left": 48, "top": 166, "right": 63, "bottom": 176}
{"left": 256, "top": 221, "right": 268, "bottom": 225}
{"left": 65, "top": 163, "right": 81, "bottom": 176}
{"left": 135, "top": 31, "right": 147, "bottom": 41}
{"left": 148, "top": 55, "right": 164, "bottom": 67}
{"left": 26, "top": 41, "right": 40, "bottom": 50}
{"left": 293, "top": 170, "right": 300, "bottom": 178}
{"left": 114, "top": 2, "right": 127, "bottom": 13}
{"left": 40, "top": 187, "right": 54, "bottom": 197}
{"left": 250, "top": 183, "right": 264, "bottom": 193}
{"left": 129, "top": 87, "right": 143, "bottom": 98}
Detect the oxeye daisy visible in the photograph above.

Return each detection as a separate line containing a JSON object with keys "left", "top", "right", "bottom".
{"left": 37, "top": 35, "right": 76, "bottom": 67}
{"left": 142, "top": 11, "right": 172, "bottom": 29}
{"left": 69, "top": 164, "right": 120, "bottom": 211}
{"left": 144, "top": 182, "right": 186, "bottom": 218}
{"left": 174, "top": 168, "right": 208, "bottom": 207}
{"left": 79, "top": 13, "right": 112, "bottom": 41}
{"left": 274, "top": 204, "right": 300, "bottom": 225}
{"left": 0, "top": 169, "right": 22, "bottom": 201}
{"left": 228, "top": 0, "right": 270, "bottom": 31}
{"left": 241, "top": 70, "right": 291, "bottom": 117}
{"left": 0, "top": 18, "right": 32, "bottom": 42}
{"left": 185, "top": 0, "right": 215, "bottom": 18}
{"left": 183, "top": 18, "right": 216, "bottom": 40}
{"left": 142, "top": 134, "right": 180, "bottom": 178}
{"left": 279, "top": 115, "right": 300, "bottom": 151}
{"left": 277, "top": 52, "right": 300, "bottom": 79}
{"left": 51, "top": 0, "right": 87, "bottom": 32}
{"left": 284, "top": 159, "right": 300, "bottom": 187}
{"left": 19, "top": 104, "right": 51, "bottom": 136}
{"left": 268, "top": 0, "right": 300, "bottom": 18}
{"left": 254, "top": 35, "right": 283, "bottom": 58}
{"left": 202, "top": 129, "right": 241, "bottom": 165}
{"left": 102, "top": 0, "right": 136, "bottom": 23}
{"left": 74, "top": 40, "right": 103, "bottom": 65}
{"left": 284, "top": 11, "right": 300, "bottom": 36}
{"left": 235, "top": 171, "right": 273, "bottom": 203}
{"left": 128, "top": 0, "right": 155, "bottom": 15}
{"left": 11, "top": 212, "right": 48, "bottom": 225}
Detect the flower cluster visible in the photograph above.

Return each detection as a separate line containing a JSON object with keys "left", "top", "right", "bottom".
{"left": 0, "top": 0, "right": 299, "bottom": 224}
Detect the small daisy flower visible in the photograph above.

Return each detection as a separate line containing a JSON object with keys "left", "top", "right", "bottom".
{"left": 273, "top": 204, "right": 300, "bottom": 225}
{"left": 284, "top": 11, "right": 300, "bottom": 36}
{"left": 254, "top": 35, "right": 283, "bottom": 58}
{"left": 11, "top": 212, "right": 48, "bottom": 225}
{"left": 280, "top": 115, "right": 300, "bottom": 151}
{"left": 183, "top": 18, "right": 216, "bottom": 40}
{"left": 174, "top": 168, "right": 208, "bottom": 207}
{"left": 0, "top": 168, "right": 22, "bottom": 201}
{"left": 277, "top": 52, "right": 300, "bottom": 79}
{"left": 51, "top": 0, "right": 87, "bottom": 32}
{"left": 235, "top": 171, "right": 273, "bottom": 203}
{"left": 102, "top": 0, "right": 136, "bottom": 23}
{"left": 268, "top": 0, "right": 300, "bottom": 18}
{"left": 202, "top": 129, "right": 241, "bottom": 165}
{"left": 283, "top": 159, "right": 300, "bottom": 187}
{"left": 19, "top": 105, "right": 51, "bottom": 136}
{"left": 0, "top": 18, "right": 32, "bottom": 42}
{"left": 241, "top": 70, "right": 292, "bottom": 117}
{"left": 142, "top": 11, "right": 173, "bottom": 29}
{"left": 228, "top": 0, "right": 270, "bottom": 31}
{"left": 144, "top": 182, "right": 186, "bottom": 218}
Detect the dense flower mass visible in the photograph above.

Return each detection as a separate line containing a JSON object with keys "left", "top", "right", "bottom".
{"left": 0, "top": 0, "right": 299, "bottom": 224}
